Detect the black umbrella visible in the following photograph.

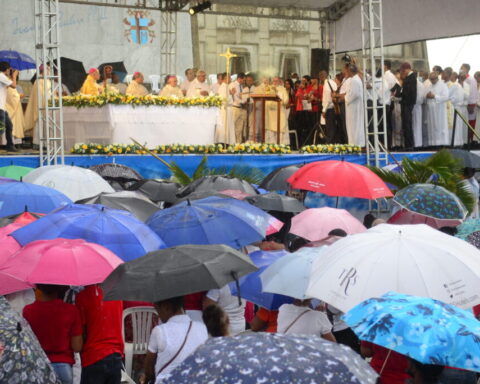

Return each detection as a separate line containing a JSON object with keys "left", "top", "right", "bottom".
{"left": 90, "top": 163, "right": 143, "bottom": 190}
{"left": 98, "top": 61, "right": 128, "bottom": 82}
{"left": 448, "top": 149, "right": 480, "bottom": 169}
{"left": 260, "top": 164, "right": 303, "bottom": 191}
{"left": 102, "top": 244, "right": 257, "bottom": 302}
{"left": 30, "top": 57, "right": 86, "bottom": 93}
{"left": 245, "top": 192, "right": 305, "bottom": 213}
{"left": 0, "top": 210, "right": 43, "bottom": 227}
{"left": 173, "top": 190, "right": 230, "bottom": 205}
{"left": 176, "top": 175, "right": 258, "bottom": 198}
{"left": 128, "top": 179, "right": 180, "bottom": 203}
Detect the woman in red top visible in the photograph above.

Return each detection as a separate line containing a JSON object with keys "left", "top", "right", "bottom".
{"left": 361, "top": 341, "right": 410, "bottom": 384}
{"left": 23, "top": 284, "right": 83, "bottom": 384}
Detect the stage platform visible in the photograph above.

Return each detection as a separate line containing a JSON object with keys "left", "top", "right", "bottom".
{"left": 0, "top": 152, "right": 432, "bottom": 180}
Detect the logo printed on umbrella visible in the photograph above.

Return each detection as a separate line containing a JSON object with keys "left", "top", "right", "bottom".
{"left": 339, "top": 267, "right": 357, "bottom": 295}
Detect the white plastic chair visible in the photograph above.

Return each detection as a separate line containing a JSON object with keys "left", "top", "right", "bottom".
{"left": 149, "top": 75, "right": 161, "bottom": 93}
{"left": 122, "top": 306, "right": 159, "bottom": 377}
{"left": 125, "top": 74, "right": 133, "bottom": 84}
{"left": 289, "top": 129, "right": 299, "bottom": 149}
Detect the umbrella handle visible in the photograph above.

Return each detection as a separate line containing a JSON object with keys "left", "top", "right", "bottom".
{"left": 231, "top": 271, "right": 242, "bottom": 306}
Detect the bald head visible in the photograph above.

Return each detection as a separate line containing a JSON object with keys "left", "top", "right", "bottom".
{"left": 196, "top": 70, "right": 206, "bottom": 83}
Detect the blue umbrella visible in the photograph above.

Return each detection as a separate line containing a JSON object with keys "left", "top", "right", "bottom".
{"left": 343, "top": 292, "right": 480, "bottom": 372}
{"left": 11, "top": 204, "right": 165, "bottom": 261}
{"left": 230, "top": 250, "right": 293, "bottom": 310}
{"left": 146, "top": 196, "right": 275, "bottom": 249}
{"left": 167, "top": 333, "right": 378, "bottom": 384}
{"left": 0, "top": 181, "right": 72, "bottom": 216}
{"left": 0, "top": 50, "right": 36, "bottom": 70}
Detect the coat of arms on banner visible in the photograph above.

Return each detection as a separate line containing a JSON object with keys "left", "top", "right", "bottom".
{"left": 124, "top": 9, "right": 155, "bottom": 45}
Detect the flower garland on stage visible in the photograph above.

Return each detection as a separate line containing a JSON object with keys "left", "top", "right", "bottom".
{"left": 300, "top": 144, "right": 362, "bottom": 154}
{"left": 61, "top": 94, "right": 223, "bottom": 108}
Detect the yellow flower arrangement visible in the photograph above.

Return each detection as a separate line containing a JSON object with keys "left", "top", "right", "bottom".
{"left": 301, "top": 144, "right": 362, "bottom": 154}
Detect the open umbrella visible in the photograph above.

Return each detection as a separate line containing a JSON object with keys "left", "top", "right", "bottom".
{"left": 55, "top": 57, "right": 86, "bottom": 94}
{"left": 230, "top": 250, "right": 293, "bottom": 310}
{"left": 0, "top": 223, "right": 22, "bottom": 265}
{"left": 0, "top": 181, "right": 72, "bottom": 216}
{"left": 290, "top": 207, "right": 366, "bottom": 241}
{"left": 102, "top": 244, "right": 257, "bottom": 302}
{"left": 0, "top": 297, "right": 60, "bottom": 384}
{"left": 287, "top": 160, "right": 393, "bottom": 200}
{"left": 173, "top": 190, "right": 230, "bottom": 204}
{"left": 245, "top": 192, "right": 305, "bottom": 213}
{"left": 0, "top": 50, "right": 36, "bottom": 70}
{"left": 89, "top": 163, "right": 142, "bottom": 190}
{"left": 305, "top": 223, "right": 480, "bottom": 312}
{"left": 0, "top": 239, "right": 123, "bottom": 291}
{"left": 11, "top": 204, "right": 165, "bottom": 262}
{"left": 344, "top": 292, "right": 480, "bottom": 371}
{"left": 128, "top": 179, "right": 180, "bottom": 203}
{"left": 167, "top": 333, "right": 378, "bottom": 384}
{"left": 0, "top": 165, "right": 34, "bottom": 180}
{"left": 146, "top": 196, "right": 277, "bottom": 249}
{"left": 448, "top": 149, "right": 480, "bottom": 169}
{"left": 388, "top": 208, "right": 463, "bottom": 229}
{"left": 98, "top": 61, "right": 128, "bottom": 82}
{"left": 24, "top": 165, "right": 114, "bottom": 202}
{"left": 0, "top": 211, "right": 44, "bottom": 227}
{"left": 393, "top": 183, "right": 467, "bottom": 221}
{"left": 76, "top": 191, "right": 160, "bottom": 222}
{"left": 176, "top": 176, "right": 258, "bottom": 198}
{"left": 260, "top": 164, "right": 302, "bottom": 191}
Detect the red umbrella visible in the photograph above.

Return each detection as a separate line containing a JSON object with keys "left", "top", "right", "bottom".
{"left": 287, "top": 160, "right": 393, "bottom": 200}
{"left": 387, "top": 209, "right": 462, "bottom": 229}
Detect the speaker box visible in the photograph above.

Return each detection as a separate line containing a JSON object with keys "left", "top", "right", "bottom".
{"left": 311, "top": 48, "right": 330, "bottom": 77}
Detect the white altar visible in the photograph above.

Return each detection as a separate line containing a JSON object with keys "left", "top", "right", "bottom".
{"left": 63, "top": 105, "right": 219, "bottom": 148}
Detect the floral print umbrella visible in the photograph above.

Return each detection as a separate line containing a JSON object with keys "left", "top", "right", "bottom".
{"left": 0, "top": 296, "right": 59, "bottom": 384}
{"left": 456, "top": 219, "right": 480, "bottom": 248}
{"left": 393, "top": 183, "right": 467, "bottom": 220}
{"left": 344, "top": 292, "right": 480, "bottom": 371}
{"left": 167, "top": 333, "right": 378, "bottom": 384}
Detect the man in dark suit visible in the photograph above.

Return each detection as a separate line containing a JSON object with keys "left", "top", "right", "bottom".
{"left": 400, "top": 62, "right": 417, "bottom": 149}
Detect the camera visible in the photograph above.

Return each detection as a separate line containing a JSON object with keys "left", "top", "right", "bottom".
{"left": 342, "top": 54, "right": 352, "bottom": 64}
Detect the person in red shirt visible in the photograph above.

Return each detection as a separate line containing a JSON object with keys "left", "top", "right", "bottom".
{"left": 250, "top": 308, "right": 279, "bottom": 333}
{"left": 295, "top": 75, "right": 315, "bottom": 147}
{"left": 361, "top": 341, "right": 410, "bottom": 384}
{"left": 23, "top": 284, "right": 83, "bottom": 384}
{"left": 75, "top": 284, "right": 124, "bottom": 384}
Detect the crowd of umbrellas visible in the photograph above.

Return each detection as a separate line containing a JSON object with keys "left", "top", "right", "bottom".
{"left": 1, "top": 157, "right": 480, "bottom": 384}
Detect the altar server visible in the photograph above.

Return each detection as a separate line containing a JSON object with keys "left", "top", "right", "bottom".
{"left": 80, "top": 68, "right": 102, "bottom": 95}
{"left": 423, "top": 72, "right": 449, "bottom": 146}
{"left": 448, "top": 72, "right": 468, "bottom": 146}
{"left": 345, "top": 64, "right": 365, "bottom": 147}
{"left": 6, "top": 84, "right": 25, "bottom": 142}
{"left": 159, "top": 75, "right": 183, "bottom": 98}
{"left": 187, "top": 70, "right": 211, "bottom": 98}
{"left": 126, "top": 72, "right": 149, "bottom": 97}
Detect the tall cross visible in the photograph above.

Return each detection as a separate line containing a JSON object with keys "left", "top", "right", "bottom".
{"left": 131, "top": 12, "right": 148, "bottom": 44}
{"left": 219, "top": 48, "right": 238, "bottom": 81}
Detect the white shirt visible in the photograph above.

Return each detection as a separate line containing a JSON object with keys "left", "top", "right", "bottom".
{"left": 186, "top": 79, "right": 211, "bottom": 98}
{"left": 148, "top": 314, "right": 208, "bottom": 382}
{"left": 228, "top": 81, "right": 244, "bottom": 107}
{"left": 0, "top": 72, "right": 13, "bottom": 109}
{"left": 383, "top": 70, "right": 397, "bottom": 92}
{"left": 322, "top": 79, "right": 337, "bottom": 113}
{"left": 277, "top": 304, "right": 332, "bottom": 336}
{"left": 207, "top": 286, "right": 246, "bottom": 335}
{"left": 211, "top": 82, "right": 222, "bottom": 95}
{"left": 180, "top": 79, "right": 191, "bottom": 94}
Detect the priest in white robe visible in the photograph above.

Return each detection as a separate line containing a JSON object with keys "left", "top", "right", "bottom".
{"left": 413, "top": 77, "right": 424, "bottom": 148}
{"left": 215, "top": 81, "right": 235, "bottom": 144}
{"left": 126, "top": 72, "right": 149, "bottom": 96}
{"left": 458, "top": 74, "right": 471, "bottom": 144}
{"left": 259, "top": 77, "right": 289, "bottom": 144}
{"left": 159, "top": 75, "right": 183, "bottom": 98}
{"left": 423, "top": 72, "right": 449, "bottom": 146}
{"left": 344, "top": 64, "right": 365, "bottom": 147}
{"left": 186, "top": 70, "right": 211, "bottom": 98}
{"left": 448, "top": 72, "right": 468, "bottom": 146}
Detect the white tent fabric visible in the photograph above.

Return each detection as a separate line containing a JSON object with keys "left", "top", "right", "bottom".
{"left": 334, "top": 0, "right": 480, "bottom": 52}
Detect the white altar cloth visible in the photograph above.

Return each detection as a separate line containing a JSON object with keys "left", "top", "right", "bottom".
{"left": 63, "top": 105, "right": 219, "bottom": 148}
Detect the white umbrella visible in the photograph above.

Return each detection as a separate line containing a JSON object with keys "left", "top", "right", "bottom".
{"left": 23, "top": 165, "right": 114, "bottom": 202}
{"left": 306, "top": 223, "right": 480, "bottom": 313}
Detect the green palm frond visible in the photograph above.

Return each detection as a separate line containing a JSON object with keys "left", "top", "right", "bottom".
{"left": 192, "top": 156, "right": 208, "bottom": 180}
{"left": 454, "top": 179, "right": 475, "bottom": 213}
{"left": 169, "top": 160, "right": 192, "bottom": 185}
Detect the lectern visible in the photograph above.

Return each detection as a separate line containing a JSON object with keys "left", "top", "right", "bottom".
{"left": 251, "top": 94, "right": 281, "bottom": 144}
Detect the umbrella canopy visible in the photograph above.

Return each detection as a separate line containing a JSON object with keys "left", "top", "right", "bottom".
{"left": 393, "top": 183, "right": 467, "bottom": 221}
{"left": 0, "top": 165, "right": 34, "bottom": 180}
{"left": 230, "top": 250, "right": 293, "bottom": 310}
{"left": 76, "top": 191, "right": 160, "bottom": 222}
{"left": 219, "top": 189, "right": 253, "bottom": 200}
{"left": 176, "top": 175, "right": 258, "bottom": 198}
{"left": 0, "top": 223, "right": 22, "bottom": 266}
{"left": 245, "top": 192, "right": 305, "bottom": 213}
{"left": 456, "top": 218, "right": 480, "bottom": 240}
{"left": 23, "top": 165, "right": 115, "bottom": 202}
{"left": 290, "top": 207, "right": 366, "bottom": 241}
{"left": 128, "top": 179, "right": 180, "bottom": 203}
{"left": 260, "top": 164, "right": 302, "bottom": 191}
{"left": 146, "top": 196, "right": 276, "bottom": 249}
{"left": 0, "top": 50, "right": 36, "bottom": 70}
{"left": 0, "top": 297, "right": 59, "bottom": 384}
{"left": 54, "top": 57, "right": 87, "bottom": 93}
{"left": 344, "top": 292, "right": 480, "bottom": 372}
{"left": 98, "top": 61, "right": 128, "bottom": 82}
{"left": 261, "top": 247, "right": 327, "bottom": 300}
{"left": 11, "top": 204, "right": 165, "bottom": 262}
{"left": 287, "top": 160, "right": 393, "bottom": 199}
{"left": 0, "top": 239, "right": 123, "bottom": 292}
{"left": 305, "top": 223, "right": 480, "bottom": 312}
{"left": 448, "top": 149, "right": 480, "bottom": 169}
{"left": 167, "top": 333, "right": 378, "bottom": 384}
{"left": 388, "top": 208, "right": 463, "bottom": 229}
{"left": 89, "top": 163, "right": 143, "bottom": 186}
{"left": 102, "top": 244, "right": 257, "bottom": 302}
{"left": 0, "top": 211, "right": 43, "bottom": 227}
{"left": 0, "top": 181, "right": 72, "bottom": 216}
{"left": 173, "top": 190, "right": 230, "bottom": 205}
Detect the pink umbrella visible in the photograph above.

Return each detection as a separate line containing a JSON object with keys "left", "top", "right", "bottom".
{"left": 219, "top": 189, "right": 252, "bottom": 200}
{"left": 387, "top": 209, "right": 462, "bottom": 229}
{"left": 290, "top": 207, "right": 366, "bottom": 241}
{"left": 0, "top": 238, "right": 123, "bottom": 294}
{"left": 266, "top": 216, "right": 284, "bottom": 236}
{"left": 0, "top": 223, "right": 22, "bottom": 266}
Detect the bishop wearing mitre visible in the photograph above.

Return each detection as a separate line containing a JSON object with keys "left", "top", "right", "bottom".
{"left": 80, "top": 68, "right": 103, "bottom": 95}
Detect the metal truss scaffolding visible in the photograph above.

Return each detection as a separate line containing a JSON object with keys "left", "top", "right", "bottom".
{"left": 35, "top": 0, "right": 64, "bottom": 166}
{"left": 160, "top": 10, "right": 177, "bottom": 79}
{"left": 360, "top": 0, "right": 388, "bottom": 169}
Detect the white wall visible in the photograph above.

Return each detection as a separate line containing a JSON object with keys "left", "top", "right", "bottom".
{"left": 0, "top": 0, "right": 193, "bottom": 81}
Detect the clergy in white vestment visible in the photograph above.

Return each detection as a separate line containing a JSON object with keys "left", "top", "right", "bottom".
{"left": 186, "top": 71, "right": 211, "bottom": 98}
{"left": 344, "top": 64, "right": 365, "bottom": 147}
{"left": 126, "top": 72, "right": 149, "bottom": 97}
{"left": 423, "top": 72, "right": 449, "bottom": 146}
{"left": 413, "top": 78, "right": 424, "bottom": 148}
{"left": 6, "top": 86, "right": 24, "bottom": 143}
{"left": 159, "top": 75, "right": 184, "bottom": 98}
{"left": 210, "top": 73, "right": 225, "bottom": 95}
{"left": 243, "top": 74, "right": 256, "bottom": 141}
{"left": 460, "top": 64, "right": 478, "bottom": 125}
{"left": 458, "top": 74, "right": 471, "bottom": 144}
{"left": 448, "top": 72, "right": 468, "bottom": 146}
{"left": 180, "top": 68, "right": 195, "bottom": 96}
{"left": 263, "top": 77, "right": 289, "bottom": 145}
{"left": 215, "top": 81, "right": 235, "bottom": 144}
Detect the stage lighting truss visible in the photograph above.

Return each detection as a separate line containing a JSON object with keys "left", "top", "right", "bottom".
{"left": 188, "top": 0, "right": 212, "bottom": 15}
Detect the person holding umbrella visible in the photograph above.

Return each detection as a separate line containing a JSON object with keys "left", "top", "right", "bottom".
{"left": 0, "top": 61, "right": 19, "bottom": 152}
